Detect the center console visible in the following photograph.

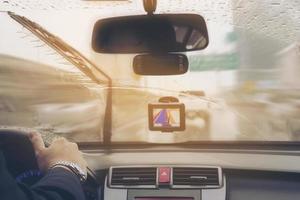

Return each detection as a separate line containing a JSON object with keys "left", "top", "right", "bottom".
{"left": 104, "top": 166, "right": 226, "bottom": 200}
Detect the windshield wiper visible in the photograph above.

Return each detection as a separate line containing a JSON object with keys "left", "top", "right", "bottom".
{"left": 8, "top": 12, "right": 113, "bottom": 145}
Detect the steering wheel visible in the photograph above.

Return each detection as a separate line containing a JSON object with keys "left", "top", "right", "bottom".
{"left": 0, "top": 129, "right": 39, "bottom": 177}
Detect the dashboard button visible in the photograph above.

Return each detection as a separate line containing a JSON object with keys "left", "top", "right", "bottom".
{"left": 158, "top": 167, "right": 171, "bottom": 184}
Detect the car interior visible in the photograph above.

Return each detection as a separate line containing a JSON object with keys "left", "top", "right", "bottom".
{"left": 1, "top": 0, "right": 300, "bottom": 200}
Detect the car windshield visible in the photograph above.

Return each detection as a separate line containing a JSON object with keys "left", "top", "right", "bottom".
{"left": 1, "top": 0, "right": 300, "bottom": 146}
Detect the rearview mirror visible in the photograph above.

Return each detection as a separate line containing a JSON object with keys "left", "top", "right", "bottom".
{"left": 133, "top": 54, "right": 188, "bottom": 75}
{"left": 92, "top": 14, "right": 209, "bottom": 54}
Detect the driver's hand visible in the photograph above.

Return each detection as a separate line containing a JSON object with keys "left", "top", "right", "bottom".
{"left": 29, "top": 132, "right": 87, "bottom": 174}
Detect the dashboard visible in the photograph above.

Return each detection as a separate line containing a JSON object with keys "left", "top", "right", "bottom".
{"left": 8, "top": 161, "right": 300, "bottom": 200}
{"left": 2, "top": 130, "right": 300, "bottom": 200}
{"left": 101, "top": 165, "right": 300, "bottom": 200}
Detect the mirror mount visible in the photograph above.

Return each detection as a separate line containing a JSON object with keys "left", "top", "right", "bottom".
{"left": 143, "top": 0, "right": 157, "bottom": 15}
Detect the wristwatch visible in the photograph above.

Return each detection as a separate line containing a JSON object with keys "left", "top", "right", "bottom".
{"left": 49, "top": 161, "right": 87, "bottom": 182}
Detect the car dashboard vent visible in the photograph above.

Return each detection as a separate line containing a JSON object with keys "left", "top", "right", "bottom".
{"left": 109, "top": 167, "right": 157, "bottom": 188}
{"left": 172, "top": 167, "right": 222, "bottom": 188}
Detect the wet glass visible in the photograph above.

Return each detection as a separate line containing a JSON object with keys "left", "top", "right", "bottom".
{"left": 0, "top": 13, "right": 107, "bottom": 143}
{"left": 1, "top": 0, "right": 300, "bottom": 144}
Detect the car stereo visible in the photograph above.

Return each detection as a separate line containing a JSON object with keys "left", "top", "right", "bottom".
{"left": 128, "top": 189, "right": 200, "bottom": 200}
{"left": 135, "top": 198, "right": 193, "bottom": 200}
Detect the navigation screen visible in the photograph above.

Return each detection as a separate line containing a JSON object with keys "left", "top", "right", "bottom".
{"left": 148, "top": 103, "right": 185, "bottom": 132}
{"left": 153, "top": 108, "right": 181, "bottom": 128}
{"left": 135, "top": 198, "right": 194, "bottom": 200}
{"left": 153, "top": 108, "right": 180, "bottom": 128}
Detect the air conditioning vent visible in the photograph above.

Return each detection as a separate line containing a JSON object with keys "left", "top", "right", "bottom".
{"left": 109, "top": 167, "right": 157, "bottom": 188}
{"left": 172, "top": 167, "right": 222, "bottom": 188}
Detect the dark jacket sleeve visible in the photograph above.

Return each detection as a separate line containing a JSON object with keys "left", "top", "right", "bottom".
{"left": 0, "top": 152, "right": 86, "bottom": 200}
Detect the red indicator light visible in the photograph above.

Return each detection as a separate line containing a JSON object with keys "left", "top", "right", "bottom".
{"left": 158, "top": 167, "right": 171, "bottom": 184}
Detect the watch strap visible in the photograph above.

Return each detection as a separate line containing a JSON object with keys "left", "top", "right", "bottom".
{"left": 49, "top": 161, "right": 87, "bottom": 182}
